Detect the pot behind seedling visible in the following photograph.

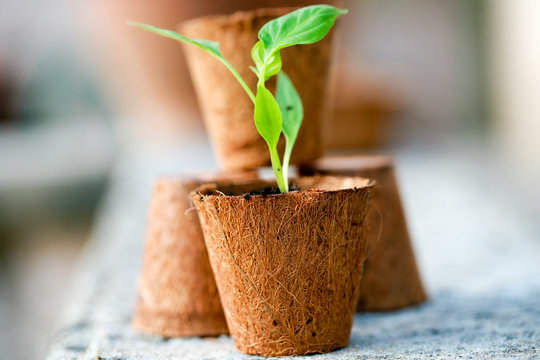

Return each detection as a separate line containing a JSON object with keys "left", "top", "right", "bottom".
{"left": 179, "top": 7, "right": 334, "bottom": 170}
{"left": 191, "top": 176, "right": 373, "bottom": 356}
{"left": 133, "top": 172, "right": 256, "bottom": 337}
{"left": 300, "top": 155, "right": 427, "bottom": 311}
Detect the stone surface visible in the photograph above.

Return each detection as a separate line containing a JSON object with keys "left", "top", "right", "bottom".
{"left": 46, "top": 142, "right": 540, "bottom": 359}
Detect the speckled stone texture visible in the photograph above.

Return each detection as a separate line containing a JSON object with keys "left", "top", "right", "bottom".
{"left": 46, "top": 144, "right": 540, "bottom": 359}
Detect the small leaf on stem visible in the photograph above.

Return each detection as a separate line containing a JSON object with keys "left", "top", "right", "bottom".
{"left": 252, "top": 41, "right": 282, "bottom": 82}
{"left": 276, "top": 71, "right": 303, "bottom": 191}
{"left": 276, "top": 72, "right": 303, "bottom": 147}
{"left": 255, "top": 85, "right": 287, "bottom": 193}
{"left": 254, "top": 85, "right": 282, "bottom": 149}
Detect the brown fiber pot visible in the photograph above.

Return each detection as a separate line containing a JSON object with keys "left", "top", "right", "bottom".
{"left": 132, "top": 172, "right": 256, "bottom": 337}
{"left": 180, "top": 7, "right": 334, "bottom": 171}
{"left": 300, "top": 155, "right": 427, "bottom": 311}
{"left": 191, "top": 176, "right": 374, "bottom": 356}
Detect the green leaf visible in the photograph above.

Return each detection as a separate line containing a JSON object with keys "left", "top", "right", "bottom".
{"left": 251, "top": 40, "right": 265, "bottom": 69}
{"left": 128, "top": 21, "right": 222, "bottom": 58}
{"left": 254, "top": 85, "right": 282, "bottom": 149}
{"left": 128, "top": 21, "right": 256, "bottom": 103}
{"left": 251, "top": 41, "right": 282, "bottom": 81}
{"left": 276, "top": 71, "right": 303, "bottom": 191}
{"left": 258, "top": 5, "right": 347, "bottom": 58}
{"left": 276, "top": 72, "right": 303, "bottom": 146}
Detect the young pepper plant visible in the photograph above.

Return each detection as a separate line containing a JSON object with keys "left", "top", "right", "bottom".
{"left": 128, "top": 5, "right": 347, "bottom": 193}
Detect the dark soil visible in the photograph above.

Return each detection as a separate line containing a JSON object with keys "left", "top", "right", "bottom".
{"left": 243, "top": 184, "right": 300, "bottom": 200}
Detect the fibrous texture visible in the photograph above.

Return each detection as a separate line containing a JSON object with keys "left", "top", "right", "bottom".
{"left": 192, "top": 176, "right": 373, "bottom": 356}
{"left": 180, "top": 7, "right": 333, "bottom": 170}
{"left": 133, "top": 173, "right": 255, "bottom": 337}
{"left": 301, "top": 155, "right": 427, "bottom": 311}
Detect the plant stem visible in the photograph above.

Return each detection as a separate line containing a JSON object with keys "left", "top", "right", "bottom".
{"left": 282, "top": 137, "right": 293, "bottom": 192}
{"left": 269, "top": 146, "right": 287, "bottom": 193}
{"left": 220, "top": 59, "right": 256, "bottom": 104}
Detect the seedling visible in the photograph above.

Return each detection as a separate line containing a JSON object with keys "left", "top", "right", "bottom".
{"left": 129, "top": 5, "right": 347, "bottom": 193}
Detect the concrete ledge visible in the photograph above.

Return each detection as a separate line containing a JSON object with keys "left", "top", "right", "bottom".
{"left": 46, "top": 147, "right": 540, "bottom": 359}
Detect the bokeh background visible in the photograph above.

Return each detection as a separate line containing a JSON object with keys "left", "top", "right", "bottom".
{"left": 1, "top": 0, "right": 539, "bottom": 359}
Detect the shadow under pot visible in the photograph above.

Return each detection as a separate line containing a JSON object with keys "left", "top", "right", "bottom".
{"left": 180, "top": 7, "right": 334, "bottom": 171}
{"left": 300, "top": 155, "right": 427, "bottom": 311}
{"left": 191, "top": 176, "right": 374, "bottom": 356}
{"left": 132, "top": 172, "right": 256, "bottom": 337}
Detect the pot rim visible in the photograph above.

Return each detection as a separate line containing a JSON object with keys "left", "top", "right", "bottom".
{"left": 191, "top": 175, "right": 374, "bottom": 201}
{"left": 310, "top": 154, "right": 394, "bottom": 172}
{"left": 152, "top": 171, "right": 257, "bottom": 184}
{"left": 179, "top": 7, "right": 297, "bottom": 33}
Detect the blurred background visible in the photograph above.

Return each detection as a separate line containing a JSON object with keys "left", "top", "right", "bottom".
{"left": 1, "top": 0, "right": 539, "bottom": 359}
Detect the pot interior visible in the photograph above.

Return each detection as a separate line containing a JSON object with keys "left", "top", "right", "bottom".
{"left": 195, "top": 176, "right": 373, "bottom": 197}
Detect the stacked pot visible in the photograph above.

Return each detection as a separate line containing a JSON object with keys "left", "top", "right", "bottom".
{"left": 133, "top": 7, "right": 425, "bottom": 357}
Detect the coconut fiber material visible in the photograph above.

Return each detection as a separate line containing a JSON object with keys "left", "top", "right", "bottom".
{"left": 180, "top": 7, "right": 334, "bottom": 170}
{"left": 300, "top": 155, "right": 427, "bottom": 311}
{"left": 133, "top": 172, "right": 255, "bottom": 337}
{"left": 191, "top": 176, "right": 374, "bottom": 356}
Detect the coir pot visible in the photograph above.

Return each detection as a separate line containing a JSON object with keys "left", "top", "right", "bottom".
{"left": 301, "top": 155, "right": 426, "bottom": 311}
{"left": 191, "top": 176, "right": 373, "bottom": 356}
{"left": 133, "top": 172, "right": 255, "bottom": 337}
{"left": 180, "top": 7, "right": 334, "bottom": 170}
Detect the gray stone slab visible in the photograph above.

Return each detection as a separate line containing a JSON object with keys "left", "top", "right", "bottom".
{"left": 48, "top": 293, "right": 539, "bottom": 360}
{"left": 46, "top": 143, "right": 540, "bottom": 359}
